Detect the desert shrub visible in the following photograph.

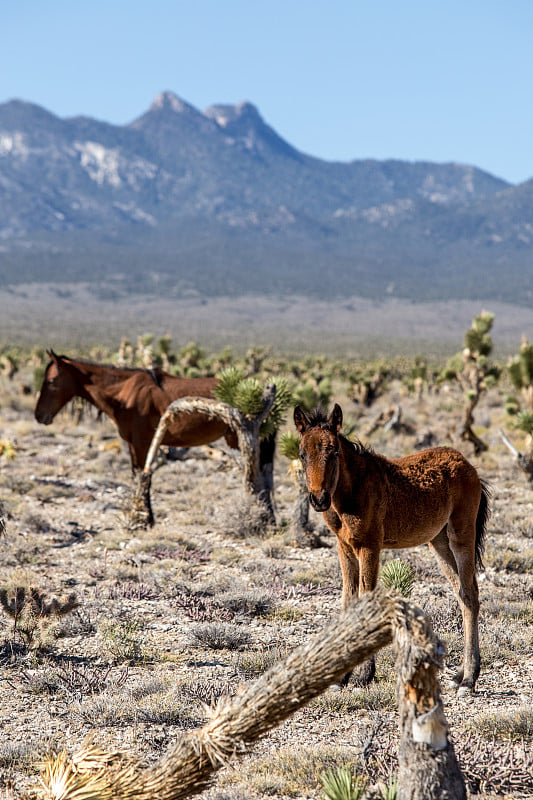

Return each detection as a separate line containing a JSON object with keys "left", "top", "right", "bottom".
{"left": 469, "top": 707, "right": 533, "bottom": 742}
{"left": 216, "top": 494, "right": 273, "bottom": 539}
{"left": 98, "top": 619, "right": 149, "bottom": 665}
{"left": 187, "top": 623, "right": 251, "bottom": 651}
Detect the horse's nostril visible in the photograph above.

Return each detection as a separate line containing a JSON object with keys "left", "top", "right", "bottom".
{"left": 309, "top": 491, "right": 331, "bottom": 511}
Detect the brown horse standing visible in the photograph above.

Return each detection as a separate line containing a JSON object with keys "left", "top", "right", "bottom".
{"left": 294, "top": 403, "right": 490, "bottom": 695}
{"left": 35, "top": 351, "right": 275, "bottom": 524}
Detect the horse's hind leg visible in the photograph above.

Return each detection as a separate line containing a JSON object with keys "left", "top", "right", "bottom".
{"left": 430, "top": 525, "right": 480, "bottom": 694}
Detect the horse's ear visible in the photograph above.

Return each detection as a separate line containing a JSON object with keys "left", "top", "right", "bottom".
{"left": 294, "top": 405, "right": 310, "bottom": 434}
{"left": 329, "top": 403, "right": 343, "bottom": 433}
{"left": 47, "top": 349, "right": 57, "bottom": 361}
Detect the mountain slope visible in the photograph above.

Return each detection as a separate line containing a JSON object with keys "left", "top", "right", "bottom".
{"left": 0, "top": 91, "right": 531, "bottom": 304}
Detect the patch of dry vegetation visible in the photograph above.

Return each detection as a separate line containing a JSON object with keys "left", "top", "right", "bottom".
{"left": 0, "top": 347, "right": 532, "bottom": 799}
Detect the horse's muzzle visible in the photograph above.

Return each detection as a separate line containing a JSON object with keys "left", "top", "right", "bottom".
{"left": 309, "top": 490, "right": 331, "bottom": 512}
{"left": 35, "top": 410, "right": 52, "bottom": 425}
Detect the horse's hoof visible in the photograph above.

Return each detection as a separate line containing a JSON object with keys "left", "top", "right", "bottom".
{"left": 447, "top": 669, "right": 463, "bottom": 689}
{"left": 456, "top": 683, "right": 475, "bottom": 700}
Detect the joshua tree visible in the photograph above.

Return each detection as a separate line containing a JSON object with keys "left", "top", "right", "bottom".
{"left": 136, "top": 369, "right": 292, "bottom": 526}
{"left": 439, "top": 310, "right": 500, "bottom": 454}
{"left": 279, "top": 431, "right": 314, "bottom": 540}
{"left": 500, "top": 336, "right": 533, "bottom": 480}
{"left": 348, "top": 361, "right": 392, "bottom": 408}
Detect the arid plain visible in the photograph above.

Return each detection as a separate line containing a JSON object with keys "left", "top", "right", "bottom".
{"left": 0, "top": 300, "right": 532, "bottom": 799}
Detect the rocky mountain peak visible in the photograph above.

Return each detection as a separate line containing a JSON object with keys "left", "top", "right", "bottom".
{"left": 204, "top": 101, "right": 262, "bottom": 128}
{"left": 148, "top": 91, "right": 196, "bottom": 115}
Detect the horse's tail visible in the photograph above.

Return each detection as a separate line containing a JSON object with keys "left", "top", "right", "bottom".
{"left": 475, "top": 479, "right": 491, "bottom": 572}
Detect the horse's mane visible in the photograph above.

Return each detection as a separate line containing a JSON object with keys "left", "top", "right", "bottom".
{"left": 305, "top": 407, "right": 372, "bottom": 457}
{"left": 53, "top": 354, "right": 164, "bottom": 387}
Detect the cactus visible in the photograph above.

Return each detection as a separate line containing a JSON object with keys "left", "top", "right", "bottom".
{"left": 0, "top": 586, "right": 79, "bottom": 647}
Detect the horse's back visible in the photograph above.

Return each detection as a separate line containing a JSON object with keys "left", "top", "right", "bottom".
{"left": 161, "top": 374, "right": 218, "bottom": 403}
{"left": 394, "top": 446, "right": 480, "bottom": 487}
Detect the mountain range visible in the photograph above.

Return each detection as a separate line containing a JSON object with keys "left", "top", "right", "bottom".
{"left": 0, "top": 90, "right": 532, "bottom": 304}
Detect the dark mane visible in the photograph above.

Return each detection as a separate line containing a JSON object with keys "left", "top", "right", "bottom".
{"left": 307, "top": 406, "right": 372, "bottom": 457}
{"left": 52, "top": 354, "right": 163, "bottom": 386}
{"left": 305, "top": 407, "right": 331, "bottom": 428}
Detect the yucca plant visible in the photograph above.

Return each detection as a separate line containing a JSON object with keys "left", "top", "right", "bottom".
{"left": 380, "top": 559, "right": 415, "bottom": 597}
{"left": 501, "top": 337, "right": 533, "bottom": 479}
{"left": 376, "top": 776, "right": 399, "bottom": 800}
{"left": 279, "top": 431, "right": 313, "bottom": 538}
{"left": 279, "top": 431, "right": 300, "bottom": 463}
{"left": 214, "top": 367, "right": 292, "bottom": 439}
{"left": 320, "top": 765, "right": 367, "bottom": 800}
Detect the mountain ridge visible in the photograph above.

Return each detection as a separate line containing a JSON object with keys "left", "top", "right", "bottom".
{"left": 0, "top": 91, "right": 531, "bottom": 305}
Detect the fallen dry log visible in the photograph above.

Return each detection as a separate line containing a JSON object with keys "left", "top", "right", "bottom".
{"left": 35, "top": 587, "right": 465, "bottom": 800}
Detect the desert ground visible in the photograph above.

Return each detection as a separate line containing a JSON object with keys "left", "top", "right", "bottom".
{"left": 0, "top": 347, "right": 532, "bottom": 799}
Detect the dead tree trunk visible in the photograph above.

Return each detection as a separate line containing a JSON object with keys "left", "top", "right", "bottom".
{"left": 456, "top": 363, "right": 488, "bottom": 455}
{"left": 132, "top": 385, "right": 277, "bottom": 527}
{"left": 293, "top": 467, "right": 311, "bottom": 532}
{"left": 498, "top": 428, "right": 533, "bottom": 481}
{"left": 395, "top": 600, "right": 466, "bottom": 800}
{"left": 37, "top": 588, "right": 465, "bottom": 800}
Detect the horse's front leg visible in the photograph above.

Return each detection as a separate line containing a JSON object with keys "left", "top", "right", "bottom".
{"left": 335, "top": 536, "right": 360, "bottom": 687}
{"left": 348, "top": 544, "right": 381, "bottom": 686}
{"left": 129, "top": 440, "right": 155, "bottom": 527}
{"left": 336, "top": 536, "right": 360, "bottom": 612}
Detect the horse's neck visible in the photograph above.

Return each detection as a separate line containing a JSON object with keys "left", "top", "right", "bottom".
{"left": 70, "top": 362, "right": 122, "bottom": 419}
{"left": 337, "top": 438, "right": 368, "bottom": 492}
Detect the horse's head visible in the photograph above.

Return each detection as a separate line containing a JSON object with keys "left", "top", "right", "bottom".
{"left": 34, "top": 350, "right": 76, "bottom": 424}
{"left": 294, "top": 403, "right": 343, "bottom": 512}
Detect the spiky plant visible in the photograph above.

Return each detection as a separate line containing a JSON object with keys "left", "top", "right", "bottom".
{"left": 292, "top": 376, "right": 333, "bottom": 411}
{"left": 380, "top": 559, "right": 415, "bottom": 597}
{"left": 279, "top": 431, "right": 300, "bottom": 462}
{"left": 501, "top": 337, "right": 533, "bottom": 477}
{"left": 0, "top": 586, "right": 79, "bottom": 647}
{"left": 214, "top": 367, "right": 292, "bottom": 438}
{"left": 320, "top": 765, "right": 367, "bottom": 800}
{"left": 376, "top": 777, "right": 399, "bottom": 800}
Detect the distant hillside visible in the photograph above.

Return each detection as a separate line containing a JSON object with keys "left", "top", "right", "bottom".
{"left": 0, "top": 91, "right": 532, "bottom": 304}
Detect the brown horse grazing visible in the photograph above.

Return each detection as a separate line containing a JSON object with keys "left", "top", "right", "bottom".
{"left": 35, "top": 351, "right": 275, "bottom": 524}
{"left": 294, "top": 403, "right": 490, "bottom": 695}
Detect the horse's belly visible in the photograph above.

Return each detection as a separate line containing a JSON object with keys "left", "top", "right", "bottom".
{"left": 164, "top": 417, "right": 227, "bottom": 447}
{"left": 384, "top": 515, "right": 449, "bottom": 548}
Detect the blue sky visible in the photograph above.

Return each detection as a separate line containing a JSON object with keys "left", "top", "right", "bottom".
{"left": 2, "top": 1, "right": 533, "bottom": 183}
